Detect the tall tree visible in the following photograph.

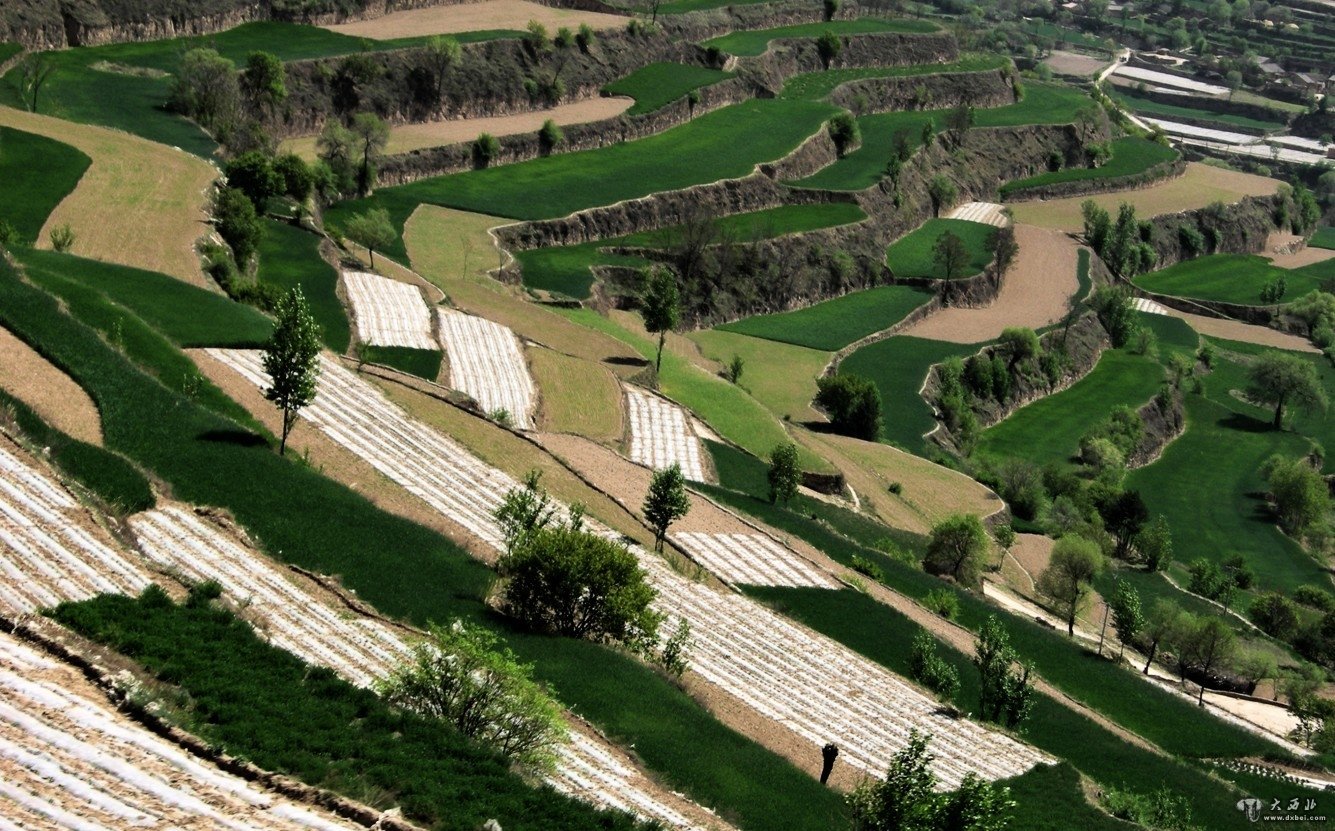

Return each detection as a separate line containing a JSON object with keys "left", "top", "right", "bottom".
{"left": 643, "top": 463, "right": 690, "bottom": 552}
{"left": 1183, "top": 616, "right": 1236, "bottom": 705}
{"left": 213, "top": 186, "right": 263, "bottom": 269}
{"left": 974, "top": 615, "right": 1034, "bottom": 729}
{"left": 343, "top": 208, "right": 397, "bottom": 269}
{"left": 422, "top": 35, "right": 463, "bottom": 103}
{"left": 1102, "top": 489, "right": 1149, "bottom": 559}
{"left": 262, "top": 287, "right": 322, "bottom": 455}
{"left": 1037, "top": 535, "right": 1106, "bottom": 637}
{"left": 927, "top": 174, "right": 958, "bottom": 217}
{"left": 241, "top": 51, "right": 287, "bottom": 120}
{"left": 640, "top": 266, "right": 680, "bottom": 373}
{"left": 1141, "top": 598, "right": 1183, "bottom": 675}
{"left": 992, "top": 225, "right": 1019, "bottom": 275}
{"left": 350, "top": 112, "right": 390, "bottom": 197}
{"left": 932, "top": 230, "right": 970, "bottom": 280}
{"left": 18, "top": 53, "right": 54, "bottom": 113}
{"left": 923, "top": 514, "right": 989, "bottom": 588}
{"left": 814, "top": 374, "right": 881, "bottom": 440}
{"left": 767, "top": 441, "right": 801, "bottom": 505}
{"left": 1247, "top": 351, "right": 1327, "bottom": 429}
{"left": 1108, "top": 577, "right": 1144, "bottom": 659}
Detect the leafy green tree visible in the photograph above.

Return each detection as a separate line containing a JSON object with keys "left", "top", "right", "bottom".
{"left": 224, "top": 151, "right": 283, "bottom": 209}
{"left": 350, "top": 112, "right": 390, "bottom": 196}
{"left": 170, "top": 48, "right": 241, "bottom": 135}
{"left": 1101, "top": 489, "right": 1148, "bottom": 559}
{"left": 1260, "top": 454, "right": 1331, "bottom": 537}
{"left": 1135, "top": 514, "right": 1173, "bottom": 571}
{"left": 1142, "top": 599, "right": 1185, "bottom": 674}
{"left": 992, "top": 225, "right": 1019, "bottom": 275}
{"left": 997, "top": 327, "right": 1040, "bottom": 373}
{"left": 640, "top": 266, "right": 680, "bottom": 373}
{"left": 498, "top": 525, "right": 661, "bottom": 648}
{"left": 241, "top": 51, "right": 287, "bottom": 120}
{"left": 767, "top": 441, "right": 801, "bottom": 505}
{"left": 1080, "top": 200, "right": 1111, "bottom": 253}
{"left": 342, "top": 207, "right": 397, "bottom": 269}
{"left": 814, "top": 374, "right": 882, "bottom": 440}
{"left": 923, "top": 514, "right": 988, "bottom": 588}
{"left": 273, "top": 153, "right": 314, "bottom": 203}
{"left": 1182, "top": 616, "right": 1236, "bottom": 705}
{"left": 495, "top": 470, "right": 561, "bottom": 554}
{"left": 909, "top": 630, "right": 961, "bottom": 701}
{"left": 1108, "top": 578, "right": 1144, "bottom": 658}
{"left": 816, "top": 30, "right": 843, "bottom": 68}
{"left": 316, "top": 120, "right": 357, "bottom": 195}
{"left": 17, "top": 53, "right": 54, "bottom": 113}
{"left": 1037, "top": 535, "right": 1106, "bottom": 637}
{"left": 1249, "top": 591, "right": 1300, "bottom": 639}
{"left": 421, "top": 35, "right": 463, "bottom": 102}
{"left": 827, "top": 112, "right": 860, "bottom": 156}
{"left": 849, "top": 731, "right": 1012, "bottom": 830}
{"left": 932, "top": 230, "right": 970, "bottom": 280}
{"left": 214, "top": 186, "right": 263, "bottom": 268}
{"left": 643, "top": 463, "right": 690, "bottom": 552}
{"left": 1247, "top": 351, "right": 1327, "bottom": 429}
{"left": 928, "top": 174, "right": 957, "bottom": 217}
{"left": 974, "top": 615, "right": 1034, "bottom": 729}
{"left": 262, "top": 287, "right": 322, "bottom": 455}
{"left": 376, "top": 621, "right": 567, "bottom": 772}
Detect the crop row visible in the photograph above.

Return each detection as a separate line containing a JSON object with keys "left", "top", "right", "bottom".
{"left": 625, "top": 386, "right": 708, "bottom": 482}
{"left": 674, "top": 532, "right": 838, "bottom": 589}
{"left": 343, "top": 271, "right": 436, "bottom": 351}
{"left": 436, "top": 309, "right": 537, "bottom": 430}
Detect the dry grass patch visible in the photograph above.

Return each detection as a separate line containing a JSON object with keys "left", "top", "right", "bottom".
{"left": 285, "top": 97, "right": 634, "bottom": 159}
{"left": 0, "top": 106, "right": 217, "bottom": 287}
{"left": 529, "top": 346, "right": 624, "bottom": 442}
{"left": 0, "top": 324, "right": 103, "bottom": 445}
{"left": 403, "top": 204, "right": 641, "bottom": 366}
{"left": 323, "top": 0, "right": 627, "bottom": 39}
{"left": 688, "top": 329, "right": 827, "bottom": 423}
{"left": 1008, "top": 163, "right": 1279, "bottom": 232}
{"left": 797, "top": 429, "right": 1002, "bottom": 535}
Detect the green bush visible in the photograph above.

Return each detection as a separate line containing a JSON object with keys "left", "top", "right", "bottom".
{"left": 815, "top": 373, "right": 882, "bottom": 440}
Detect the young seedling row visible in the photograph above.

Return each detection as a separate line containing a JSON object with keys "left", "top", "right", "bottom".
{"left": 625, "top": 386, "right": 708, "bottom": 482}
{"left": 436, "top": 309, "right": 537, "bottom": 429}
{"left": 342, "top": 271, "right": 436, "bottom": 351}
{"left": 673, "top": 532, "right": 839, "bottom": 589}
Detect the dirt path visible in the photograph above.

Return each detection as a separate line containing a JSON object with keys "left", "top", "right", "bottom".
{"left": 284, "top": 97, "right": 635, "bottom": 159}
{"left": 1008, "top": 163, "right": 1279, "bottom": 233}
{"left": 323, "top": 0, "right": 628, "bottom": 39}
{"left": 901, "top": 225, "right": 1080, "bottom": 343}
{"left": 1172, "top": 309, "right": 1320, "bottom": 353}
{"left": 0, "top": 105, "right": 217, "bottom": 288}
{"left": 0, "top": 325, "right": 103, "bottom": 445}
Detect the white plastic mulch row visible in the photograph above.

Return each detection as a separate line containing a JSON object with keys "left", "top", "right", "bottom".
{"left": 0, "top": 444, "right": 151, "bottom": 616}
{"left": 1131, "top": 297, "right": 1170, "bottom": 316}
{"left": 436, "top": 309, "right": 537, "bottom": 430}
{"left": 0, "top": 631, "right": 364, "bottom": 831}
{"left": 946, "top": 202, "right": 1009, "bottom": 228}
{"left": 1143, "top": 116, "right": 1258, "bottom": 146}
{"left": 1270, "top": 134, "right": 1331, "bottom": 153}
{"left": 209, "top": 351, "right": 1050, "bottom": 787}
{"left": 129, "top": 506, "right": 412, "bottom": 690}
{"left": 1110, "top": 64, "right": 1229, "bottom": 95}
{"left": 343, "top": 271, "right": 436, "bottom": 350}
{"left": 674, "top": 532, "right": 838, "bottom": 589}
{"left": 550, "top": 733, "right": 704, "bottom": 831}
{"left": 624, "top": 386, "right": 707, "bottom": 482}
{"left": 1176, "top": 138, "right": 1330, "bottom": 166}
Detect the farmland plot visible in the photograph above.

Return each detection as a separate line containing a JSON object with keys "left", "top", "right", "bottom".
{"left": 343, "top": 271, "right": 436, "bottom": 350}
{"left": 0, "top": 630, "right": 366, "bottom": 831}
{"left": 624, "top": 386, "right": 708, "bottom": 482}
{"left": 946, "top": 202, "right": 1009, "bottom": 227}
{"left": 1143, "top": 117, "right": 1257, "bottom": 146}
{"left": 1131, "top": 297, "right": 1170, "bottom": 315}
{"left": 1109, "top": 66, "right": 1229, "bottom": 95}
{"left": 674, "top": 532, "right": 838, "bottom": 588}
{"left": 129, "top": 506, "right": 412, "bottom": 690}
{"left": 436, "top": 309, "right": 537, "bottom": 429}
{"left": 0, "top": 443, "right": 151, "bottom": 615}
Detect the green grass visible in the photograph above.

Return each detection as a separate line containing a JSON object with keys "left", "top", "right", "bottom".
{"left": 360, "top": 345, "right": 443, "bottom": 381}
{"left": 715, "top": 284, "right": 932, "bottom": 351}
{"left": 15, "top": 249, "right": 273, "bottom": 348}
{"left": 840, "top": 335, "right": 980, "bottom": 449}
{"left": 652, "top": 0, "right": 775, "bottom": 13}
{"left": 885, "top": 218, "right": 995, "bottom": 280}
{"left": 1134, "top": 253, "right": 1324, "bottom": 306}
{"left": 0, "top": 126, "right": 90, "bottom": 243}
{"left": 602, "top": 62, "right": 734, "bottom": 115}
{"left": 1206, "top": 337, "right": 1335, "bottom": 461}
{"left": 257, "top": 220, "right": 349, "bottom": 353}
{"left": 52, "top": 590, "right": 650, "bottom": 831}
{"left": 515, "top": 203, "right": 866, "bottom": 299}
{"left": 703, "top": 19, "right": 939, "bottom": 57}
{"left": 1111, "top": 89, "right": 1285, "bottom": 132}
{"left": 0, "top": 23, "right": 521, "bottom": 157}
{"left": 0, "top": 43, "right": 21, "bottom": 64}
{"left": 792, "top": 84, "right": 1091, "bottom": 191}
{"left": 0, "top": 253, "right": 850, "bottom": 831}
{"left": 999, "top": 137, "right": 1178, "bottom": 198}
{"left": 779, "top": 54, "right": 1009, "bottom": 101}
{"left": 1310, "top": 226, "right": 1335, "bottom": 250}
{"left": 975, "top": 349, "right": 1167, "bottom": 467}
{"left": 328, "top": 99, "right": 838, "bottom": 261}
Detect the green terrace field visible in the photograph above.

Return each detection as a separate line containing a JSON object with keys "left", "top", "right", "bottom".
{"left": 702, "top": 18, "right": 939, "bottom": 57}
{"left": 602, "top": 62, "right": 734, "bottom": 115}
{"left": 652, "top": 0, "right": 773, "bottom": 13}
{"left": 1311, "top": 226, "right": 1335, "bottom": 250}
{"left": 360, "top": 345, "right": 443, "bottom": 380}
{"left": 1110, "top": 89, "right": 1286, "bottom": 133}
{"left": 328, "top": 99, "right": 839, "bottom": 261}
{"left": 779, "top": 53, "right": 1010, "bottom": 101}
{"left": 0, "top": 22, "right": 521, "bottom": 156}
{"left": 0, "top": 126, "right": 90, "bottom": 243}
{"left": 885, "top": 218, "right": 995, "bottom": 279}
{"left": 839, "top": 335, "right": 980, "bottom": 449}
{"left": 999, "top": 137, "right": 1178, "bottom": 199}
{"left": 1134, "top": 253, "right": 1326, "bottom": 306}
{"left": 791, "top": 83, "right": 1091, "bottom": 191}
{"left": 716, "top": 284, "right": 932, "bottom": 350}
{"left": 515, "top": 202, "right": 865, "bottom": 298}
{"left": 0, "top": 42, "right": 21, "bottom": 64}
{"left": 257, "top": 220, "right": 350, "bottom": 353}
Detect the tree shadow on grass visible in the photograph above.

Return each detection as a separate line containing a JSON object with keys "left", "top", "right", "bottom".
{"left": 196, "top": 429, "right": 269, "bottom": 448}
{"left": 1217, "top": 412, "right": 1274, "bottom": 434}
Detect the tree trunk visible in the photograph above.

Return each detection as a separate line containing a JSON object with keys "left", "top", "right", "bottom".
{"left": 1066, "top": 607, "right": 1075, "bottom": 637}
{"left": 279, "top": 409, "right": 293, "bottom": 455}
{"left": 656, "top": 331, "right": 666, "bottom": 372}
{"left": 1143, "top": 641, "right": 1157, "bottom": 674}
{"left": 1273, "top": 398, "right": 1285, "bottom": 429}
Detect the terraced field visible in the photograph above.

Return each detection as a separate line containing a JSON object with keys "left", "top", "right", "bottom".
{"left": 715, "top": 284, "right": 932, "bottom": 351}
{"left": 885, "top": 218, "right": 995, "bottom": 279}
{"left": 703, "top": 19, "right": 939, "bottom": 56}
{"left": 1000, "top": 137, "right": 1179, "bottom": 199}
{"left": 780, "top": 54, "right": 1010, "bottom": 101}
{"left": 604, "top": 62, "right": 736, "bottom": 115}
{"left": 1134, "top": 253, "right": 1326, "bottom": 305}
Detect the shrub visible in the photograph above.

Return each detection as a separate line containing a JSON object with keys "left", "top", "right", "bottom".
{"left": 923, "top": 588, "right": 960, "bottom": 620}
{"left": 816, "top": 31, "right": 842, "bottom": 68}
{"left": 554, "top": 26, "right": 576, "bottom": 48}
{"left": 224, "top": 151, "right": 282, "bottom": 209}
{"left": 767, "top": 441, "right": 800, "bottom": 506}
{"left": 377, "top": 621, "right": 568, "bottom": 772}
{"left": 0, "top": 219, "right": 21, "bottom": 248}
{"left": 923, "top": 514, "right": 988, "bottom": 588}
{"left": 1249, "top": 592, "right": 1300, "bottom": 639}
{"left": 851, "top": 554, "right": 886, "bottom": 583}
{"left": 1090, "top": 285, "right": 1136, "bottom": 347}
{"left": 815, "top": 373, "right": 882, "bottom": 440}
{"left": 523, "top": 20, "right": 550, "bottom": 54}
{"left": 538, "top": 119, "right": 564, "bottom": 153}
{"left": 826, "top": 112, "right": 860, "bottom": 157}
{"left": 659, "top": 617, "right": 691, "bottom": 678}
{"left": 909, "top": 630, "right": 960, "bottom": 700}
{"left": 575, "top": 23, "right": 595, "bottom": 51}
{"left": 1295, "top": 585, "right": 1335, "bottom": 612}
{"left": 213, "top": 187, "right": 262, "bottom": 268}
{"left": 473, "top": 132, "right": 501, "bottom": 168}
{"left": 1261, "top": 454, "right": 1331, "bottom": 537}
{"left": 49, "top": 223, "right": 75, "bottom": 253}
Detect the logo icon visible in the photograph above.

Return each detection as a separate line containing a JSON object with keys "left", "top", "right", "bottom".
{"left": 1236, "top": 798, "right": 1263, "bottom": 823}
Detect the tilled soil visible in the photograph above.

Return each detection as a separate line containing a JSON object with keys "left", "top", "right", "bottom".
{"left": 0, "top": 324, "right": 103, "bottom": 446}
{"left": 324, "top": 0, "right": 628, "bottom": 39}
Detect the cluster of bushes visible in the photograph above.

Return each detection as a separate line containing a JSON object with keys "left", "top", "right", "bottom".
{"left": 170, "top": 48, "right": 289, "bottom": 156}
{"left": 1288, "top": 290, "right": 1335, "bottom": 359}
{"left": 1082, "top": 200, "right": 1156, "bottom": 278}
{"left": 814, "top": 373, "right": 882, "bottom": 440}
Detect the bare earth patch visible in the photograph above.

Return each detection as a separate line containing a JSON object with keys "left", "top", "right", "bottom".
{"left": 323, "top": 0, "right": 628, "bottom": 39}
{"left": 902, "top": 225, "right": 1080, "bottom": 343}
{"left": 1008, "top": 163, "right": 1280, "bottom": 232}
{"left": 1266, "top": 232, "right": 1335, "bottom": 269}
{"left": 285, "top": 97, "right": 634, "bottom": 159}
{"left": 1042, "top": 50, "right": 1109, "bottom": 79}
{"left": 1175, "top": 309, "right": 1319, "bottom": 353}
{"left": 0, "top": 324, "right": 103, "bottom": 445}
{"left": 0, "top": 105, "right": 217, "bottom": 287}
